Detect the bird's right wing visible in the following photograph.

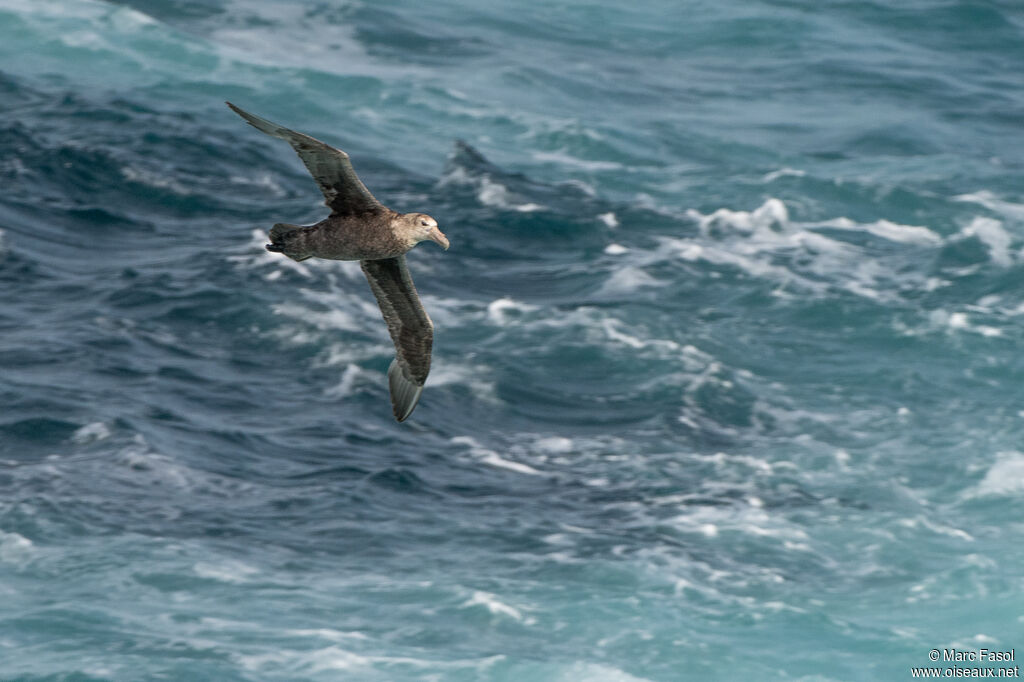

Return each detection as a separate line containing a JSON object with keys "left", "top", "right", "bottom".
{"left": 360, "top": 256, "right": 434, "bottom": 422}
{"left": 227, "top": 101, "right": 384, "bottom": 215}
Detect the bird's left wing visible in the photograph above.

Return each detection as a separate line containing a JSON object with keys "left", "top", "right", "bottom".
{"left": 227, "top": 101, "right": 384, "bottom": 215}
{"left": 360, "top": 256, "right": 434, "bottom": 422}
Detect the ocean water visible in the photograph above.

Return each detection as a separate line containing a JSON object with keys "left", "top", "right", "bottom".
{"left": 2, "top": 0, "right": 1024, "bottom": 679}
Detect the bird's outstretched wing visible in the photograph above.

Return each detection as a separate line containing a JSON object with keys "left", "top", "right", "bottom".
{"left": 227, "top": 101, "right": 384, "bottom": 216}
{"left": 360, "top": 256, "right": 433, "bottom": 421}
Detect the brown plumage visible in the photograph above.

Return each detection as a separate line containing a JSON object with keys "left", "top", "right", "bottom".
{"left": 227, "top": 102, "right": 449, "bottom": 422}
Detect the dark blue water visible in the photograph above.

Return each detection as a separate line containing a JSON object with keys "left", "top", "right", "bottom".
{"left": 2, "top": 1, "right": 1024, "bottom": 680}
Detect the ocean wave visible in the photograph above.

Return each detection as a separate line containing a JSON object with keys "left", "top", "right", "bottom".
{"left": 438, "top": 143, "right": 549, "bottom": 213}
{"left": 582, "top": 196, "right": 1019, "bottom": 303}
{"left": 954, "top": 190, "right": 1024, "bottom": 222}
{"left": 0, "top": 530, "right": 35, "bottom": 566}
{"left": 966, "top": 451, "right": 1024, "bottom": 498}
{"left": 5, "top": 0, "right": 1024, "bottom": 677}
{"left": 952, "top": 216, "right": 1014, "bottom": 267}
{"left": 451, "top": 435, "right": 543, "bottom": 476}
{"left": 460, "top": 589, "right": 533, "bottom": 623}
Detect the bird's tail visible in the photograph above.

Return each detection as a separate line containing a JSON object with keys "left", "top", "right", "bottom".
{"left": 266, "top": 223, "right": 312, "bottom": 262}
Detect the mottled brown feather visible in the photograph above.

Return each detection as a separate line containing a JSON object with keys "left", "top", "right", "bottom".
{"left": 360, "top": 256, "right": 434, "bottom": 420}
{"left": 226, "top": 102, "right": 383, "bottom": 216}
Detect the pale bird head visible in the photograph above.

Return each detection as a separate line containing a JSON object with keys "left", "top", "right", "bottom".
{"left": 408, "top": 213, "right": 449, "bottom": 250}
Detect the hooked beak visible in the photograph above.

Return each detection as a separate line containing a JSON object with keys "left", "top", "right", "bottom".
{"left": 428, "top": 225, "right": 449, "bottom": 250}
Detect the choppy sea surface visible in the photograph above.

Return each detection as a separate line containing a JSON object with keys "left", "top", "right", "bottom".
{"left": 2, "top": 1, "right": 1024, "bottom": 680}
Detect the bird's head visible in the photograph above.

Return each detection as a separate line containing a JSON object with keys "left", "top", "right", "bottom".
{"left": 404, "top": 213, "right": 449, "bottom": 250}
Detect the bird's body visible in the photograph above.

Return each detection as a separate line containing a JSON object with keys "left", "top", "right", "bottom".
{"left": 268, "top": 212, "right": 411, "bottom": 262}
{"left": 227, "top": 101, "right": 449, "bottom": 422}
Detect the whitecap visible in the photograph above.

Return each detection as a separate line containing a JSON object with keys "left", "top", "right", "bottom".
{"left": 565, "top": 179, "right": 598, "bottom": 197}
{"left": 117, "top": 436, "right": 191, "bottom": 489}
{"left": 439, "top": 162, "right": 545, "bottom": 212}
{"left": 71, "top": 421, "right": 111, "bottom": 444}
{"left": 897, "top": 517, "right": 973, "bottom": 542}
{"left": 325, "top": 364, "right": 365, "bottom": 399}
{"left": 598, "top": 212, "right": 619, "bottom": 228}
{"left": 954, "top": 190, "right": 1024, "bottom": 221}
{"left": 666, "top": 235, "right": 814, "bottom": 292}
{"left": 461, "top": 590, "right": 527, "bottom": 622}
{"left": 597, "top": 265, "right": 664, "bottom": 295}
{"left": 318, "top": 342, "right": 392, "bottom": 368}
{"left": 957, "top": 216, "right": 1013, "bottom": 266}
{"left": 966, "top": 451, "right": 1024, "bottom": 497}
{"left": 428, "top": 361, "right": 499, "bottom": 403}
{"left": 0, "top": 531, "right": 35, "bottom": 565}
{"left": 451, "top": 436, "right": 542, "bottom": 476}
{"left": 597, "top": 317, "right": 716, "bottom": 374}
{"left": 288, "top": 305, "right": 361, "bottom": 332}
{"left": 113, "top": 435, "right": 254, "bottom": 499}
{"left": 669, "top": 198, "right": 948, "bottom": 301}
{"left": 271, "top": 278, "right": 385, "bottom": 337}
{"left": 604, "top": 243, "right": 628, "bottom": 255}
{"left": 473, "top": 176, "right": 545, "bottom": 212}
{"left": 487, "top": 297, "right": 538, "bottom": 325}
{"left": 692, "top": 451, "right": 775, "bottom": 475}
{"left": 813, "top": 217, "right": 942, "bottom": 246}
{"left": 106, "top": 4, "right": 157, "bottom": 30}
{"left": 436, "top": 163, "right": 474, "bottom": 189}
{"left": 600, "top": 317, "right": 665, "bottom": 350}
{"left": 227, "top": 228, "right": 312, "bottom": 279}
{"left": 762, "top": 167, "right": 806, "bottom": 182}
{"left": 534, "top": 436, "right": 574, "bottom": 454}
{"left": 210, "top": 0, "right": 405, "bottom": 80}
{"left": 928, "top": 309, "right": 1002, "bottom": 337}
{"left": 687, "top": 197, "right": 789, "bottom": 235}
{"left": 271, "top": 304, "right": 361, "bottom": 335}
{"left": 477, "top": 176, "right": 511, "bottom": 207}
{"left": 416, "top": 294, "right": 486, "bottom": 329}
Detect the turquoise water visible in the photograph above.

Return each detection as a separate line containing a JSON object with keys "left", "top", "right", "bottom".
{"left": 2, "top": 1, "right": 1024, "bottom": 680}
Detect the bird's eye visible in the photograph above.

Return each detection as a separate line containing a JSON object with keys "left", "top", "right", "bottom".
{"left": 420, "top": 220, "right": 429, "bottom": 226}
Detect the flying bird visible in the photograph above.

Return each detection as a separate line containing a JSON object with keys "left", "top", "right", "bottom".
{"left": 227, "top": 102, "right": 449, "bottom": 422}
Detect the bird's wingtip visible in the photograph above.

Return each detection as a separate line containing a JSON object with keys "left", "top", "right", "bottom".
{"left": 388, "top": 359, "right": 424, "bottom": 422}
